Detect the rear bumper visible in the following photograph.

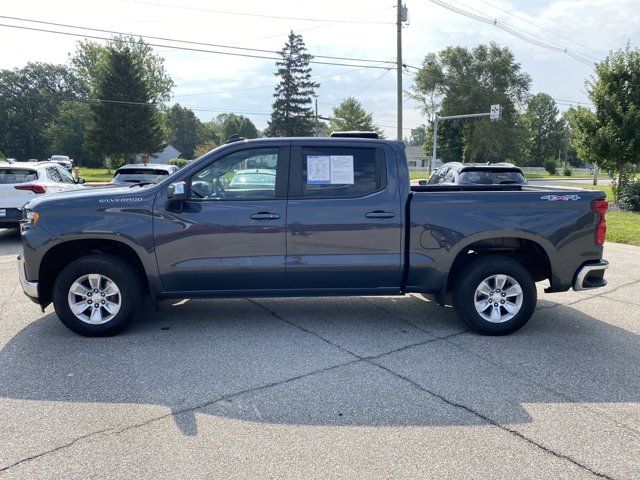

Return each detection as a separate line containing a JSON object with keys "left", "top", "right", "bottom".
{"left": 0, "top": 208, "right": 22, "bottom": 224}
{"left": 573, "top": 260, "right": 608, "bottom": 291}
{"left": 17, "top": 252, "right": 39, "bottom": 302}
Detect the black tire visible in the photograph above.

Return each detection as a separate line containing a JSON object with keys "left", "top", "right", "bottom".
{"left": 53, "top": 254, "right": 143, "bottom": 336}
{"left": 453, "top": 255, "right": 536, "bottom": 336}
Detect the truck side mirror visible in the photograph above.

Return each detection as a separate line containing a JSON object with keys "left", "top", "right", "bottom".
{"left": 167, "top": 181, "right": 187, "bottom": 201}
{"left": 418, "top": 180, "right": 427, "bottom": 186}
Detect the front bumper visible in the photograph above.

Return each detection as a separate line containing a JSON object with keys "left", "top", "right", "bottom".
{"left": 573, "top": 260, "right": 608, "bottom": 291}
{"left": 0, "top": 208, "right": 22, "bottom": 224}
{"left": 17, "top": 251, "right": 39, "bottom": 301}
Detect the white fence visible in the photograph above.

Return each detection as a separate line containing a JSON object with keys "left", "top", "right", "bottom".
{"left": 520, "top": 166, "right": 594, "bottom": 175}
{"left": 408, "top": 165, "right": 595, "bottom": 175}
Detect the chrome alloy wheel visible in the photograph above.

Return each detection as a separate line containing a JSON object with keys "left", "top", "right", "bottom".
{"left": 474, "top": 274, "right": 523, "bottom": 323}
{"left": 67, "top": 274, "right": 121, "bottom": 325}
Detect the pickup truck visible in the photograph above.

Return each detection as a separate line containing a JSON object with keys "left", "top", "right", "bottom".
{"left": 17, "top": 134, "right": 609, "bottom": 337}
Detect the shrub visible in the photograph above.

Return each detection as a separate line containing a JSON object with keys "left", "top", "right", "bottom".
{"left": 563, "top": 167, "right": 572, "bottom": 176}
{"left": 168, "top": 158, "right": 189, "bottom": 168}
{"left": 619, "top": 180, "right": 640, "bottom": 211}
{"left": 543, "top": 159, "right": 558, "bottom": 175}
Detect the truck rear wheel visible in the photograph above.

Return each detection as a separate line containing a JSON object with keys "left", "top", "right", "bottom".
{"left": 52, "top": 254, "right": 143, "bottom": 336}
{"left": 453, "top": 255, "right": 536, "bottom": 335}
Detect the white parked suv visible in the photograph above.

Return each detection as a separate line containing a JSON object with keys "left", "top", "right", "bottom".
{"left": 0, "top": 162, "right": 85, "bottom": 228}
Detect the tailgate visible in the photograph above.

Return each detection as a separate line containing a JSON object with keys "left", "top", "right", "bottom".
{"left": 0, "top": 184, "right": 35, "bottom": 209}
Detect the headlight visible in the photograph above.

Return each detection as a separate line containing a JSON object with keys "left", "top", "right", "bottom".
{"left": 22, "top": 209, "right": 39, "bottom": 225}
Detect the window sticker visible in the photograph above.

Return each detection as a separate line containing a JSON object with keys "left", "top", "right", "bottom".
{"left": 329, "top": 155, "right": 354, "bottom": 184}
{"left": 306, "top": 155, "right": 354, "bottom": 185}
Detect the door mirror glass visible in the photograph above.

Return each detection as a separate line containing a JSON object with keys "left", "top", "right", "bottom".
{"left": 76, "top": 177, "right": 86, "bottom": 184}
{"left": 167, "top": 181, "right": 187, "bottom": 200}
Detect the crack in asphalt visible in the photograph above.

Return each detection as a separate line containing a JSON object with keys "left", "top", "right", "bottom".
{"left": 374, "top": 295, "right": 640, "bottom": 438}
{"left": 252, "top": 297, "right": 617, "bottom": 480}
{"left": 0, "top": 294, "right": 629, "bottom": 477}
{"left": 370, "top": 362, "right": 615, "bottom": 480}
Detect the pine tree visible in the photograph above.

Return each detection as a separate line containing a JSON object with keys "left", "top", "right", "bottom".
{"left": 87, "top": 45, "right": 164, "bottom": 165}
{"left": 265, "top": 32, "right": 319, "bottom": 137}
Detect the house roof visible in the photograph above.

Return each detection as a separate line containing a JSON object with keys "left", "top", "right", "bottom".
{"left": 406, "top": 146, "right": 427, "bottom": 158}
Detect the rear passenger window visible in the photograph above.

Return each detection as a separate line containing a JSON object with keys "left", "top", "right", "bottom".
{"left": 46, "top": 167, "right": 63, "bottom": 182}
{"left": 301, "top": 147, "right": 384, "bottom": 198}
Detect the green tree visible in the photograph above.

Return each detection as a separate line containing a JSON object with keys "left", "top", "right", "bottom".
{"left": 45, "top": 101, "right": 94, "bottom": 165}
{"left": 412, "top": 43, "right": 531, "bottom": 163}
{"left": 571, "top": 44, "right": 640, "bottom": 199}
{"left": 265, "top": 31, "right": 319, "bottom": 137}
{"left": 329, "top": 97, "right": 382, "bottom": 135}
{"left": 215, "top": 113, "right": 259, "bottom": 141}
{"left": 166, "top": 104, "right": 202, "bottom": 158}
{"left": 86, "top": 45, "right": 165, "bottom": 165}
{"left": 406, "top": 124, "right": 428, "bottom": 146}
{"left": 0, "top": 63, "right": 85, "bottom": 160}
{"left": 71, "top": 36, "right": 173, "bottom": 103}
{"left": 522, "top": 93, "right": 564, "bottom": 166}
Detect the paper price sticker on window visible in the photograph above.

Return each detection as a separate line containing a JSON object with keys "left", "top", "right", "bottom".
{"left": 307, "top": 155, "right": 354, "bottom": 185}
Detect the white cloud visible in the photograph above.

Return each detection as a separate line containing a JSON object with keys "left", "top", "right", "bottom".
{"left": 1, "top": 0, "right": 639, "bottom": 137}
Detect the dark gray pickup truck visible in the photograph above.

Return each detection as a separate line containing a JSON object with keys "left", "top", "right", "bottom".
{"left": 17, "top": 135, "right": 609, "bottom": 337}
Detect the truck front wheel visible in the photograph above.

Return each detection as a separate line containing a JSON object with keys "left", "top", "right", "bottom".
{"left": 52, "top": 254, "right": 143, "bottom": 336}
{"left": 453, "top": 256, "right": 536, "bottom": 335}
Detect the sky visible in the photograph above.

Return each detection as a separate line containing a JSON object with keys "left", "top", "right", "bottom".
{"left": 1, "top": 0, "right": 640, "bottom": 139}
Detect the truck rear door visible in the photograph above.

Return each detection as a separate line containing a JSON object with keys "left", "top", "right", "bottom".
{"left": 285, "top": 142, "right": 403, "bottom": 291}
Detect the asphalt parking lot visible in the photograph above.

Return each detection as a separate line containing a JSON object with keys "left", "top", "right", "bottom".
{"left": 0, "top": 227, "right": 639, "bottom": 479}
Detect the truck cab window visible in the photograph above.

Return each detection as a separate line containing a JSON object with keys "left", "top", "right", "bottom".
{"left": 300, "top": 147, "right": 384, "bottom": 198}
{"left": 190, "top": 148, "right": 279, "bottom": 200}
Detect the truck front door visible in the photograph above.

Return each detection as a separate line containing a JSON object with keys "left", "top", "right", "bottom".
{"left": 285, "top": 143, "right": 403, "bottom": 291}
{"left": 153, "top": 145, "right": 289, "bottom": 293}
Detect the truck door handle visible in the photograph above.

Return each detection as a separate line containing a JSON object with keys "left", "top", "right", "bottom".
{"left": 365, "top": 211, "right": 395, "bottom": 219}
{"left": 250, "top": 212, "right": 281, "bottom": 220}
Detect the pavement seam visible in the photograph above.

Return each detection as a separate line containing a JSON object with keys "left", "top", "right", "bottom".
{"left": 368, "top": 361, "right": 614, "bottom": 480}
{"left": 0, "top": 358, "right": 362, "bottom": 474}
{"left": 254, "top": 298, "right": 617, "bottom": 480}
{"left": 376, "top": 296, "right": 640, "bottom": 439}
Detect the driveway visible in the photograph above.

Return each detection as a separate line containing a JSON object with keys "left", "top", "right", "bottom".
{"left": 0, "top": 228, "right": 639, "bottom": 479}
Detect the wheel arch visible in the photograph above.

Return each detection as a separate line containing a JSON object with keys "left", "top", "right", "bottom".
{"left": 38, "top": 238, "right": 151, "bottom": 307}
{"left": 445, "top": 232, "right": 555, "bottom": 295}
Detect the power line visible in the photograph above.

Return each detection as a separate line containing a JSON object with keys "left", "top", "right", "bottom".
{"left": 173, "top": 66, "right": 373, "bottom": 98}
{"left": 428, "top": 0, "right": 596, "bottom": 66}
{"left": 0, "top": 15, "right": 395, "bottom": 66}
{"left": 403, "top": 64, "right": 593, "bottom": 106}
{"left": 123, "top": 0, "right": 394, "bottom": 25}
{"left": 0, "top": 23, "right": 391, "bottom": 70}
{"left": 473, "top": 0, "right": 606, "bottom": 56}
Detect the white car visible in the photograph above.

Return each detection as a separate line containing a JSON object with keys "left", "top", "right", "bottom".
{"left": 48, "top": 155, "right": 74, "bottom": 171}
{"left": 0, "top": 162, "right": 85, "bottom": 228}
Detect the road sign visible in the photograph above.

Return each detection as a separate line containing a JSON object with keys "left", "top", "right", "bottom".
{"left": 490, "top": 104, "right": 502, "bottom": 122}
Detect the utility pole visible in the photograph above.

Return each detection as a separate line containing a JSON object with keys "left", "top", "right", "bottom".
{"left": 396, "top": 2, "right": 406, "bottom": 141}
{"left": 315, "top": 98, "right": 319, "bottom": 137}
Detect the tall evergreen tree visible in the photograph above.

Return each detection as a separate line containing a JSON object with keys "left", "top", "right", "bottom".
{"left": 265, "top": 32, "right": 319, "bottom": 137}
{"left": 87, "top": 46, "right": 165, "bottom": 165}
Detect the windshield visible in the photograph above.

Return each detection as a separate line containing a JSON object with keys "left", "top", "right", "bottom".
{"left": 228, "top": 171, "right": 276, "bottom": 189}
{"left": 458, "top": 170, "right": 526, "bottom": 185}
{"left": 0, "top": 169, "right": 38, "bottom": 184}
{"left": 112, "top": 169, "right": 170, "bottom": 184}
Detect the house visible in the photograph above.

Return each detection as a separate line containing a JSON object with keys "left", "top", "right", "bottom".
{"left": 405, "top": 145, "right": 442, "bottom": 172}
{"left": 136, "top": 144, "right": 181, "bottom": 165}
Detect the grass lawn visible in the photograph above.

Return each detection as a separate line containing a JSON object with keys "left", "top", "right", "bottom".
{"left": 607, "top": 211, "right": 640, "bottom": 246}
{"left": 524, "top": 173, "right": 594, "bottom": 179}
{"left": 77, "top": 168, "right": 113, "bottom": 182}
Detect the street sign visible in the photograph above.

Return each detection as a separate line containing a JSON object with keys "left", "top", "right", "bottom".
{"left": 490, "top": 104, "right": 502, "bottom": 122}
